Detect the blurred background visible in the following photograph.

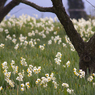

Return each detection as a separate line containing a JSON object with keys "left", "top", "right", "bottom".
{"left": 6, "top": 0, "right": 95, "bottom": 19}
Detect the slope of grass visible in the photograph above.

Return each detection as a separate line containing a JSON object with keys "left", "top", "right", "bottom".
{"left": 0, "top": 15, "right": 95, "bottom": 94}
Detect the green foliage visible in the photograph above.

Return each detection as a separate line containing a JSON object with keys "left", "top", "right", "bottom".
{"left": 0, "top": 15, "right": 95, "bottom": 94}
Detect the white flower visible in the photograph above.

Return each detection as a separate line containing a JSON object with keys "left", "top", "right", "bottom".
{"left": 2, "top": 61, "right": 8, "bottom": 70}
{"left": 45, "top": 73, "right": 49, "bottom": 77}
{"left": 54, "top": 31, "right": 57, "bottom": 35}
{"left": 21, "top": 87, "right": 24, "bottom": 91}
{"left": 12, "top": 66, "right": 18, "bottom": 74}
{"left": 92, "top": 73, "right": 95, "bottom": 77}
{"left": 6, "top": 35, "right": 12, "bottom": 40}
{"left": 73, "top": 68, "right": 77, "bottom": 72}
{"left": 8, "top": 80, "right": 14, "bottom": 87}
{"left": 48, "top": 40, "right": 52, "bottom": 45}
{"left": 52, "top": 81, "right": 58, "bottom": 89}
{"left": 55, "top": 52, "right": 62, "bottom": 59}
{"left": 21, "top": 83, "right": 25, "bottom": 88}
{"left": 25, "top": 82, "right": 29, "bottom": 86}
{"left": 79, "top": 69, "right": 85, "bottom": 78}
{"left": 73, "top": 68, "right": 79, "bottom": 76}
{"left": 12, "top": 38, "right": 17, "bottom": 44}
{"left": 38, "top": 66, "right": 41, "bottom": 73}
{"left": 33, "top": 66, "right": 41, "bottom": 74}
{"left": 0, "top": 28, "right": 3, "bottom": 32}
{"left": 66, "top": 61, "right": 70, "bottom": 67}
{"left": 19, "top": 34, "right": 27, "bottom": 43}
{"left": 67, "top": 88, "right": 74, "bottom": 94}
{"left": 20, "top": 57, "right": 27, "bottom": 66}
{"left": 36, "top": 78, "right": 41, "bottom": 84}
{"left": 0, "top": 86, "right": 3, "bottom": 91}
{"left": 39, "top": 45, "right": 45, "bottom": 50}
{"left": 93, "top": 83, "right": 95, "bottom": 86}
{"left": 62, "top": 83, "right": 69, "bottom": 88}
{"left": 4, "top": 71, "right": 11, "bottom": 79}
{"left": 50, "top": 73, "right": 56, "bottom": 81}
{"left": 47, "top": 77, "right": 51, "bottom": 82}
{"left": 28, "top": 32, "right": 32, "bottom": 37}
{"left": 14, "top": 43, "right": 19, "bottom": 50}
{"left": 25, "top": 82, "right": 30, "bottom": 89}
{"left": 54, "top": 57, "right": 61, "bottom": 65}
{"left": 63, "top": 65, "right": 66, "bottom": 68}
{"left": 54, "top": 52, "right": 62, "bottom": 65}
{"left": 87, "top": 76, "right": 93, "bottom": 82}
{"left": 62, "top": 43, "right": 67, "bottom": 47}
{"left": 29, "top": 40, "right": 35, "bottom": 47}
{"left": 5, "top": 29, "right": 9, "bottom": 34}
{"left": 16, "top": 72, "right": 23, "bottom": 81}
{"left": 0, "top": 43, "right": 5, "bottom": 48}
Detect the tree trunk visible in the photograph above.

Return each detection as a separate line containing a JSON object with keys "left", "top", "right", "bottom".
{"left": 79, "top": 34, "right": 95, "bottom": 74}
{"left": 0, "top": 0, "right": 20, "bottom": 23}
{"left": 0, "top": 0, "right": 7, "bottom": 11}
{"left": 51, "top": 0, "right": 95, "bottom": 75}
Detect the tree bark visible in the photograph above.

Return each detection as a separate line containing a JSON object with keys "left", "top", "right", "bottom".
{"left": 0, "top": 0, "right": 20, "bottom": 23}
{"left": 51, "top": 0, "right": 85, "bottom": 56}
{"left": 0, "top": 0, "right": 7, "bottom": 11}
{"left": 51, "top": 0, "right": 95, "bottom": 74}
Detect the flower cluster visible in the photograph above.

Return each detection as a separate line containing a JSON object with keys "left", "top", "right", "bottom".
{"left": 73, "top": 68, "right": 95, "bottom": 83}
{"left": 87, "top": 73, "right": 95, "bottom": 82}
{"left": 72, "top": 18, "right": 95, "bottom": 42}
{"left": 67, "top": 88, "right": 74, "bottom": 94}
{"left": 27, "top": 65, "right": 33, "bottom": 77}
{"left": 33, "top": 66, "right": 41, "bottom": 74}
{"left": 36, "top": 73, "right": 58, "bottom": 89}
{"left": 27, "top": 65, "right": 41, "bottom": 77}
{"left": 11, "top": 60, "right": 18, "bottom": 74}
{"left": 63, "top": 61, "right": 70, "bottom": 68}
{"left": 2, "top": 61, "right": 15, "bottom": 87}
{"left": 29, "top": 39, "right": 37, "bottom": 47}
{"left": 0, "top": 43, "right": 5, "bottom": 48}
{"left": 65, "top": 35, "right": 75, "bottom": 51}
{"left": 20, "top": 57, "right": 28, "bottom": 66}
{"left": 1, "top": 14, "right": 95, "bottom": 94}
{"left": 62, "top": 83, "right": 74, "bottom": 94}
{"left": 16, "top": 71, "right": 24, "bottom": 81}
{"left": 87, "top": 76, "right": 93, "bottom": 82}
{"left": 48, "top": 35, "right": 62, "bottom": 45}
{"left": 21, "top": 82, "right": 30, "bottom": 91}
{"left": 54, "top": 52, "right": 62, "bottom": 65}
{"left": 0, "top": 14, "right": 56, "bottom": 51}
{"left": 1, "top": 57, "right": 41, "bottom": 89}
{"left": 73, "top": 68, "right": 85, "bottom": 78}
{"left": 39, "top": 44, "right": 45, "bottom": 50}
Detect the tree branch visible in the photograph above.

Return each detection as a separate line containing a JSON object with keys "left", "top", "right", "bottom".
{"left": 0, "top": 0, "right": 7, "bottom": 11}
{"left": 51, "top": 0, "right": 85, "bottom": 56}
{"left": 20, "top": 0, "right": 54, "bottom": 13}
{"left": 85, "top": 0, "right": 95, "bottom": 9}
{"left": 0, "top": 0, "right": 20, "bottom": 23}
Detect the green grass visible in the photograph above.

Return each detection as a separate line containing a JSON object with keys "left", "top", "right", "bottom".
{"left": 0, "top": 15, "right": 95, "bottom": 95}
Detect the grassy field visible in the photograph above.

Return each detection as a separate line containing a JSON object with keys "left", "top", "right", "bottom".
{"left": 0, "top": 14, "right": 95, "bottom": 95}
